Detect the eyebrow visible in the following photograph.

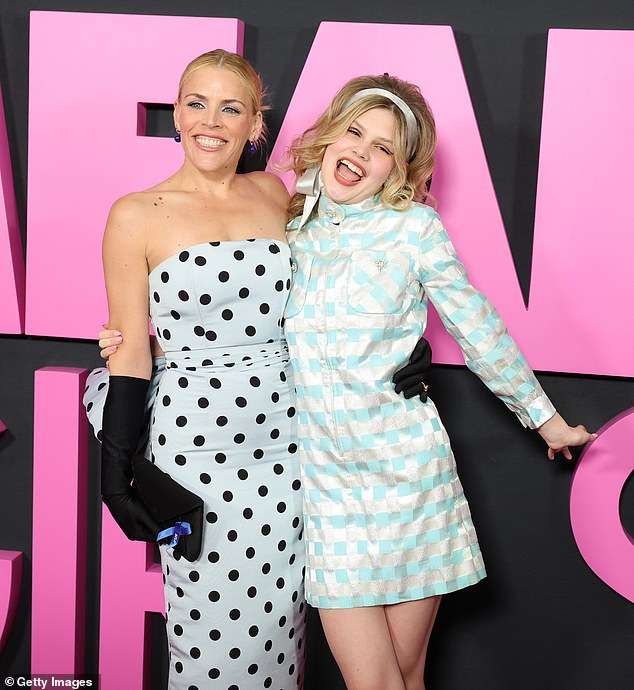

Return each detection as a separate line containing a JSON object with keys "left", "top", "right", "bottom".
{"left": 351, "top": 119, "right": 394, "bottom": 145}
{"left": 183, "top": 93, "right": 247, "bottom": 108}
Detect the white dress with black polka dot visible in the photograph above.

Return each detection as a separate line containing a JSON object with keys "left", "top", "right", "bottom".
{"left": 84, "top": 239, "right": 306, "bottom": 690}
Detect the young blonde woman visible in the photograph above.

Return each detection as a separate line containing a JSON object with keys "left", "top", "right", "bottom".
{"left": 278, "top": 74, "right": 595, "bottom": 690}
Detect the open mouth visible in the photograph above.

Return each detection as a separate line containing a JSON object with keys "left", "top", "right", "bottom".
{"left": 194, "top": 135, "right": 227, "bottom": 150}
{"left": 335, "top": 158, "right": 365, "bottom": 184}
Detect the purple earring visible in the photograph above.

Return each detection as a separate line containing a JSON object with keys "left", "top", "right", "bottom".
{"left": 248, "top": 139, "right": 257, "bottom": 153}
{"left": 174, "top": 129, "right": 181, "bottom": 143}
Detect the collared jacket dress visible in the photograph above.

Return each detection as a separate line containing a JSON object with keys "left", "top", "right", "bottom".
{"left": 283, "top": 193, "right": 556, "bottom": 609}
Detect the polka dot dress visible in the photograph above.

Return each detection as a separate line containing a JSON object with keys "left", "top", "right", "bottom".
{"left": 84, "top": 239, "right": 306, "bottom": 689}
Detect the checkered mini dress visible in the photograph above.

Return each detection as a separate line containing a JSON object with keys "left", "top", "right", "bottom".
{"left": 284, "top": 194, "right": 555, "bottom": 609}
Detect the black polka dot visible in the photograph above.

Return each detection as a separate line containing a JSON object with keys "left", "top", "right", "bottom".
{"left": 158, "top": 434, "right": 166, "bottom": 445}
{"left": 162, "top": 395, "right": 171, "bottom": 406}
{"left": 239, "top": 287, "right": 250, "bottom": 299}
{"left": 261, "top": 524, "right": 271, "bottom": 536}
{"left": 174, "top": 624, "right": 183, "bottom": 636}
{"left": 245, "top": 326, "right": 256, "bottom": 336}
{"left": 175, "top": 661, "right": 183, "bottom": 673}
{"left": 209, "top": 628, "right": 221, "bottom": 640}
{"left": 189, "top": 571, "right": 200, "bottom": 583}
{"left": 260, "top": 303, "right": 270, "bottom": 314}
{"left": 259, "top": 485, "right": 269, "bottom": 497}
{"left": 178, "top": 377, "right": 188, "bottom": 388}
{"left": 195, "top": 256, "right": 206, "bottom": 266}
{"left": 248, "top": 663, "right": 258, "bottom": 675}
{"left": 255, "top": 264, "right": 266, "bottom": 276}
{"left": 170, "top": 309, "right": 181, "bottom": 320}
{"left": 190, "top": 609, "right": 201, "bottom": 620}
{"left": 275, "top": 280, "right": 284, "bottom": 292}
{"left": 243, "top": 507, "right": 253, "bottom": 519}
{"left": 277, "top": 502, "right": 287, "bottom": 513}
{"left": 222, "top": 309, "right": 233, "bottom": 320}
{"left": 264, "top": 677, "right": 272, "bottom": 688}
{"left": 208, "top": 590, "right": 220, "bottom": 602}
{"left": 249, "top": 625, "right": 259, "bottom": 637}
{"left": 179, "top": 251, "right": 189, "bottom": 262}
{"left": 235, "top": 397, "right": 247, "bottom": 408}
{"left": 264, "top": 599, "right": 273, "bottom": 611}
{"left": 247, "top": 586, "right": 257, "bottom": 598}
{"left": 194, "top": 325, "right": 205, "bottom": 336}
{"left": 246, "top": 547, "right": 255, "bottom": 559}
{"left": 208, "top": 668, "right": 220, "bottom": 679}
{"left": 175, "top": 454, "right": 186, "bottom": 466}
{"left": 206, "top": 511, "right": 218, "bottom": 524}
{"left": 162, "top": 329, "right": 171, "bottom": 340}
{"left": 234, "top": 250, "right": 244, "bottom": 260}
{"left": 228, "top": 570, "right": 239, "bottom": 582}
{"left": 234, "top": 433, "right": 245, "bottom": 444}
{"left": 270, "top": 428, "right": 280, "bottom": 439}
{"left": 229, "top": 648, "right": 241, "bottom": 659}
{"left": 210, "top": 378, "right": 221, "bottom": 389}
{"left": 176, "top": 416, "right": 187, "bottom": 427}
{"left": 215, "top": 452, "right": 227, "bottom": 464}
{"left": 288, "top": 443, "right": 298, "bottom": 453}
{"left": 190, "top": 647, "right": 201, "bottom": 659}
{"left": 253, "top": 449, "right": 264, "bottom": 459}
{"left": 200, "top": 473, "right": 211, "bottom": 484}
{"left": 208, "top": 551, "right": 220, "bottom": 563}
{"left": 249, "top": 376, "right": 261, "bottom": 387}
{"left": 238, "top": 469, "right": 248, "bottom": 480}
{"left": 271, "top": 392, "right": 280, "bottom": 402}
{"left": 153, "top": 291, "right": 160, "bottom": 302}
{"left": 227, "top": 530, "right": 238, "bottom": 541}
{"left": 269, "top": 243, "right": 281, "bottom": 254}
{"left": 193, "top": 435, "right": 205, "bottom": 446}
{"left": 199, "top": 293, "right": 211, "bottom": 305}
{"left": 256, "top": 413, "right": 266, "bottom": 424}
{"left": 218, "top": 271, "right": 230, "bottom": 282}
{"left": 176, "top": 587, "right": 184, "bottom": 597}
{"left": 216, "top": 416, "right": 228, "bottom": 427}
{"left": 205, "top": 330, "right": 217, "bottom": 341}
{"left": 223, "top": 491, "right": 233, "bottom": 502}
{"left": 178, "top": 290, "right": 189, "bottom": 301}
{"left": 229, "top": 606, "right": 240, "bottom": 618}
{"left": 198, "top": 397, "right": 209, "bottom": 408}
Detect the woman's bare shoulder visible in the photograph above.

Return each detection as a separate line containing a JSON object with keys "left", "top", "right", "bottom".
{"left": 247, "top": 171, "right": 289, "bottom": 205}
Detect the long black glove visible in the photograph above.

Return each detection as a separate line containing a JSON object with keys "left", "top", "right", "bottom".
{"left": 101, "top": 375, "right": 161, "bottom": 541}
{"left": 392, "top": 336, "right": 432, "bottom": 402}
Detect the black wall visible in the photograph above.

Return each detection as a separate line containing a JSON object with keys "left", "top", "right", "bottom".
{"left": 0, "top": 1, "right": 633, "bottom": 688}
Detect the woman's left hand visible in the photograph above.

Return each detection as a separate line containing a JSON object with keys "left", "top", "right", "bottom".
{"left": 536, "top": 412, "right": 597, "bottom": 460}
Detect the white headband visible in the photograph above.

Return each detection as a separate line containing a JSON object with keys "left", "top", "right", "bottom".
{"left": 345, "top": 87, "right": 418, "bottom": 160}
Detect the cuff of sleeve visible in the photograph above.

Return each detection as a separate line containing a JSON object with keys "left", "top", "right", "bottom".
{"left": 515, "top": 395, "right": 557, "bottom": 429}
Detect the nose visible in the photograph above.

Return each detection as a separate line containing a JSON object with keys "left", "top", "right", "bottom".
{"left": 353, "top": 141, "right": 370, "bottom": 160}
{"left": 203, "top": 110, "right": 222, "bottom": 129}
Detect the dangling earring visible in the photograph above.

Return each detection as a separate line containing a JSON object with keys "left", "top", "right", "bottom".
{"left": 174, "top": 128, "right": 181, "bottom": 143}
{"left": 248, "top": 139, "right": 257, "bottom": 153}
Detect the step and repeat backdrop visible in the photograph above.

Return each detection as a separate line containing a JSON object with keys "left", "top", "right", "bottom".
{"left": 0, "top": 1, "right": 632, "bottom": 689}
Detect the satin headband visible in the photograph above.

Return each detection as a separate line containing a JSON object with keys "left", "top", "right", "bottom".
{"left": 345, "top": 87, "right": 418, "bottom": 160}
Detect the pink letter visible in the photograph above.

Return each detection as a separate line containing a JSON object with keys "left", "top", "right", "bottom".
{"left": 570, "top": 409, "right": 634, "bottom": 603}
{"left": 0, "top": 417, "right": 6, "bottom": 437}
{"left": 0, "top": 80, "right": 24, "bottom": 334}
{"left": 0, "top": 550, "right": 23, "bottom": 654}
{"left": 32, "top": 367, "right": 88, "bottom": 673}
{"left": 26, "top": 12, "right": 244, "bottom": 339}
{"left": 99, "top": 519, "right": 164, "bottom": 690}
{"left": 270, "top": 24, "right": 634, "bottom": 377}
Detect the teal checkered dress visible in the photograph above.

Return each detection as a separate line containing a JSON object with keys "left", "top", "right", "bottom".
{"left": 284, "top": 194, "right": 556, "bottom": 609}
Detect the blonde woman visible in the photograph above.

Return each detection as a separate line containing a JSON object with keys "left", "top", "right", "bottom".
{"left": 280, "top": 74, "right": 595, "bottom": 690}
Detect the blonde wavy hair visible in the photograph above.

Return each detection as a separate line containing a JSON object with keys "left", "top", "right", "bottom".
{"left": 177, "top": 49, "right": 270, "bottom": 148}
{"left": 285, "top": 74, "right": 436, "bottom": 220}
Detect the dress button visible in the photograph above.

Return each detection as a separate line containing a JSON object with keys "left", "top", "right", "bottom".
{"left": 291, "top": 262, "right": 298, "bottom": 273}
{"left": 326, "top": 209, "right": 335, "bottom": 218}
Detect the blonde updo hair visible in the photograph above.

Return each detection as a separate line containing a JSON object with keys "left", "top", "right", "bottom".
{"left": 286, "top": 74, "right": 436, "bottom": 219}
{"left": 178, "top": 49, "right": 269, "bottom": 147}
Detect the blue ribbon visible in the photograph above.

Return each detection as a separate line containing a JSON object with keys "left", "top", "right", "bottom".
{"left": 157, "top": 521, "right": 192, "bottom": 548}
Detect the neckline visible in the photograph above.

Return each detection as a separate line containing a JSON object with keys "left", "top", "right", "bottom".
{"left": 148, "top": 237, "right": 289, "bottom": 278}
{"left": 316, "top": 192, "right": 382, "bottom": 223}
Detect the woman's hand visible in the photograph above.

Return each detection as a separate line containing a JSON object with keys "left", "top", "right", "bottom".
{"left": 537, "top": 412, "right": 597, "bottom": 460}
{"left": 99, "top": 324, "right": 122, "bottom": 361}
{"left": 98, "top": 324, "right": 163, "bottom": 363}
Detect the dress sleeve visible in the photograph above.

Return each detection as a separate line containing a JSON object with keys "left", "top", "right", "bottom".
{"left": 417, "top": 209, "right": 556, "bottom": 429}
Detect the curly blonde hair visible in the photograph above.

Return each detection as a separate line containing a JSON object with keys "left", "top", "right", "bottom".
{"left": 285, "top": 74, "right": 436, "bottom": 220}
{"left": 177, "top": 49, "right": 270, "bottom": 148}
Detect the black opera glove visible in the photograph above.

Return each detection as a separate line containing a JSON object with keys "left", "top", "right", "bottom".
{"left": 101, "top": 376, "right": 161, "bottom": 542}
{"left": 392, "top": 336, "right": 432, "bottom": 402}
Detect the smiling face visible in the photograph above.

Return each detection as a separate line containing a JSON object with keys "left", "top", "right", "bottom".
{"left": 173, "top": 66, "right": 262, "bottom": 175}
{"left": 321, "top": 107, "right": 398, "bottom": 205}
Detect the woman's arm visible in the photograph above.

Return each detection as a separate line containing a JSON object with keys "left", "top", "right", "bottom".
{"left": 102, "top": 196, "right": 153, "bottom": 378}
{"left": 99, "top": 196, "right": 159, "bottom": 540}
{"left": 416, "top": 208, "right": 595, "bottom": 458}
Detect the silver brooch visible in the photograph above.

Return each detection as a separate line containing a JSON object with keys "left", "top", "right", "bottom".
{"left": 375, "top": 259, "right": 386, "bottom": 272}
